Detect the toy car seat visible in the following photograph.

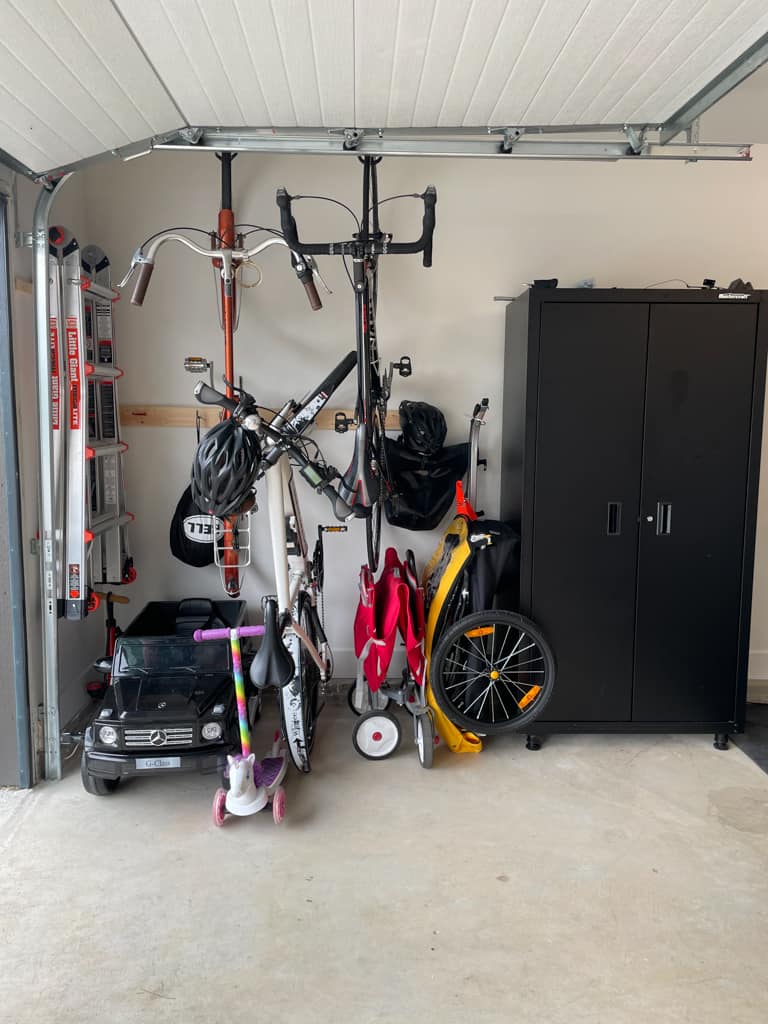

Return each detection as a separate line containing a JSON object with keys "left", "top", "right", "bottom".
{"left": 175, "top": 598, "right": 220, "bottom": 637}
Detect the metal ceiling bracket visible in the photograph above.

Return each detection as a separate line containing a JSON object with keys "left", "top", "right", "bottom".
{"left": 178, "top": 127, "right": 204, "bottom": 145}
{"left": 340, "top": 128, "right": 363, "bottom": 151}
{"left": 624, "top": 125, "right": 646, "bottom": 155}
{"left": 497, "top": 128, "right": 524, "bottom": 154}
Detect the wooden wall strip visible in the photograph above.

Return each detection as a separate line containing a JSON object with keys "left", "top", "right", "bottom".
{"left": 120, "top": 405, "right": 401, "bottom": 431}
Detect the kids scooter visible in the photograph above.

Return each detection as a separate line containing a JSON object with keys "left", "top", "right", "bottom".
{"left": 194, "top": 624, "right": 288, "bottom": 827}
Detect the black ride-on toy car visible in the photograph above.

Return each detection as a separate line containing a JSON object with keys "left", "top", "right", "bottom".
{"left": 81, "top": 598, "right": 258, "bottom": 795}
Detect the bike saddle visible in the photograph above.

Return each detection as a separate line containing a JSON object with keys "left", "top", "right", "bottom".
{"left": 250, "top": 598, "right": 295, "bottom": 689}
{"left": 338, "top": 422, "right": 380, "bottom": 515}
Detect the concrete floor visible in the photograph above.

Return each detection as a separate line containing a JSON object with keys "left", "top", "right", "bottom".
{"left": 2, "top": 706, "right": 768, "bottom": 1024}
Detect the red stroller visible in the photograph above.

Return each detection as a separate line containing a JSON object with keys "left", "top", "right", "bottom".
{"left": 349, "top": 547, "right": 435, "bottom": 767}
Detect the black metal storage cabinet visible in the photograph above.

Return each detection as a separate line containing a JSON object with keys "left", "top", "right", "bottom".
{"left": 502, "top": 289, "right": 768, "bottom": 741}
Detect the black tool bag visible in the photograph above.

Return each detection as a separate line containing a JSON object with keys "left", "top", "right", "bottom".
{"left": 169, "top": 484, "right": 224, "bottom": 567}
{"left": 384, "top": 438, "right": 469, "bottom": 531}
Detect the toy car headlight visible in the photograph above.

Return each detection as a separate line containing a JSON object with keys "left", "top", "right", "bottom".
{"left": 98, "top": 725, "right": 118, "bottom": 745}
{"left": 202, "top": 722, "right": 223, "bottom": 741}
{"left": 212, "top": 703, "right": 226, "bottom": 716}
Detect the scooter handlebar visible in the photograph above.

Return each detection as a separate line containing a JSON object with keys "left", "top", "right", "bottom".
{"left": 194, "top": 625, "right": 267, "bottom": 642}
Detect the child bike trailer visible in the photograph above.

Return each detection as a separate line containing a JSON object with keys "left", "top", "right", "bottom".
{"left": 423, "top": 490, "right": 556, "bottom": 746}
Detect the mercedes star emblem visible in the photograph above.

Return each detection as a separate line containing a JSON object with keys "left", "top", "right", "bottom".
{"left": 149, "top": 729, "right": 168, "bottom": 746}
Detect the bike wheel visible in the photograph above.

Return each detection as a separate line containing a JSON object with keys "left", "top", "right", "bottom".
{"left": 281, "top": 592, "right": 322, "bottom": 773}
{"left": 365, "top": 406, "right": 386, "bottom": 572}
{"left": 430, "top": 610, "right": 555, "bottom": 735}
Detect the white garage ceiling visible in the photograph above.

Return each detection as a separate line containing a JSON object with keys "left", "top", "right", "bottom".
{"left": 1, "top": 0, "right": 767, "bottom": 176}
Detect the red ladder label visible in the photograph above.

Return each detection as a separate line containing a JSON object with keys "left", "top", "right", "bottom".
{"left": 66, "top": 316, "right": 81, "bottom": 429}
{"left": 50, "top": 317, "right": 60, "bottom": 430}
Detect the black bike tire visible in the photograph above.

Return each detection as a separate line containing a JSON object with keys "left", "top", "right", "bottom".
{"left": 281, "top": 592, "right": 322, "bottom": 773}
{"left": 366, "top": 400, "right": 388, "bottom": 572}
{"left": 430, "top": 610, "right": 556, "bottom": 735}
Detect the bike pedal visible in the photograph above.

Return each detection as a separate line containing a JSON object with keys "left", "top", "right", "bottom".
{"left": 394, "top": 355, "right": 412, "bottom": 378}
{"left": 334, "top": 412, "right": 353, "bottom": 434}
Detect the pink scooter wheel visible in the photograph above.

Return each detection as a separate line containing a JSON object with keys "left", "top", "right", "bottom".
{"left": 272, "top": 786, "right": 286, "bottom": 825}
{"left": 212, "top": 787, "right": 227, "bottom": 827}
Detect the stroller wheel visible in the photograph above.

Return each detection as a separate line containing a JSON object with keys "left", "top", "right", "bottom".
{"left": 347, "top": 682, "right": 391, "bottom": 717}
{"left": 415, "top": 710, "right": 435, "bottom": 769}
{"left": 352, "top": 710, "right": 401, "bottom": 760}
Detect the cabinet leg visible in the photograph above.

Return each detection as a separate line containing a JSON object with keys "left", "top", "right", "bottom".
{"left": 525, "top": 734, "right": 543, "bottom": 751}
{"left": 713, "top": 732, "right": 730, "bottom": 751}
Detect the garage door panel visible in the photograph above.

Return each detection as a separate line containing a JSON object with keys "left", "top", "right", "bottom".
{"left": 632, "top": 10, "right": 768, "bottom": 123}
{"left": 0, "top": 46, "right": 101, "bottom": 161}
{"left": 554, "top": 0, "right": 678, "bottom": 125}
{"left": 487, "top": 0, "right": 593, "bottom": 126}
{"left": 520, "top": 0, "right": 637, "bottom": 126}
{"left": 463, "top": 2, "right": 544, "bottom": 125}
{"left": 614, "top": 0, "right": 768, "bottom": 124}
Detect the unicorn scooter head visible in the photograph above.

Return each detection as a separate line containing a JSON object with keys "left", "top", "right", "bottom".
{"left": 194, "top": 624, "right": 288, "bottom": 827}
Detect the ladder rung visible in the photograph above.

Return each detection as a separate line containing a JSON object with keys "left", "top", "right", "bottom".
{"left": 85, "top": 363, "right": 123, "bottom": 380}
{"left": 87, "top": 512, "right": 134, "bottom": 539}
{"left": 76, "top": 278, "right": 119, "bottom": 302}
{"left": 86, "top": 442, "right": 128, "bottom": 459}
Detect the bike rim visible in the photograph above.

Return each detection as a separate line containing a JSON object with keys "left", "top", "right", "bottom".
{"left": 437, "top": 621, "right": 548, "bottom": 728}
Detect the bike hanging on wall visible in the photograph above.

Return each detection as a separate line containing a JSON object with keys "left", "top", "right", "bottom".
{"left": 120, "top": 153, "right": 326, "bottom": 597}
{"left": 190, "top": 356, "right": 357, "bottom": 773}
{"left": 276, "top": 157, "right": 437, "bottom": 570}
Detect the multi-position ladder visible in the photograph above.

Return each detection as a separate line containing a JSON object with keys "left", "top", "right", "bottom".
{"left": 48, "top": 228, "right": 135, "bottom": 620}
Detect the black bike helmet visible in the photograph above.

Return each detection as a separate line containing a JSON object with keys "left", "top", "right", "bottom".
{"left": 398, "top": 401, "right": 447, "bottom": 456}
{"left": 191, "top": 419, "right": 261, "bottom": 516}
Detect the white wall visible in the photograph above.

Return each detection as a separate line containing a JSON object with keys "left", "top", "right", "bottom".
{"left": 77, "top": 148, "right": 768, "bottom": 683}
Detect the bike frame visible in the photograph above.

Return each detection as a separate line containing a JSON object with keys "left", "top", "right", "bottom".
{"left": 276, "top": 158, "right": 434, "bottom": 568}
{"left": 264, "top": 453, "right": 327, "bottom": 769}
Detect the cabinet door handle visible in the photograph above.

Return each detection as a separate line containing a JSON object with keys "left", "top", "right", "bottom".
{"left": 656, "top": 501, "right": 672, "bottom": 535}
{"left": 606, "top": 501, "right": 622, "bottom": 535}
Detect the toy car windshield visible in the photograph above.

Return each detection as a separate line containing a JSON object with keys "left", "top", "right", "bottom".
{"left": 116, "top": 640, "right": 230, "bottom": 674}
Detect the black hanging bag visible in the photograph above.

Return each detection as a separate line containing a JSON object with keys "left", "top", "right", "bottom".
{"left": 384, "top": 400, "right": 468, "bottom": 531}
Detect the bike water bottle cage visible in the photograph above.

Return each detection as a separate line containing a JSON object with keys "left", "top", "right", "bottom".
{"left": 250, "top": 598, "right": 294, "bottom": 689}
{"left": 191, "top": 418, "right": 261, "bottom": 516}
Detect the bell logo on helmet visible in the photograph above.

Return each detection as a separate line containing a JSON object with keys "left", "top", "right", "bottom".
{"left": 183, "top": 515, "right": 224, "bottom": 544}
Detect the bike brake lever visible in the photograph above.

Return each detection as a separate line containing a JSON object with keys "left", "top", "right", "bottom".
{"left": 309, "top": 256, "right": 332, "bottom": 295}
{"left": 117, "top": 249, "right": 144, "bottom": 289}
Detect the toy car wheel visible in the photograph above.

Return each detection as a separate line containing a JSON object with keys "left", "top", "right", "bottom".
{"left": 80, "top": 751, "right": 120, "bottom": 796}
{"left": 272, "top": 785, "right": 286, "bottom": 825}
{"left": 352, "top": 711, "right": 401, "bottom": 760}
{"left": 415, "top": 710, "right": 435, "bottom": 770}
{"left": 212, "top": 787, "right": 227, "bottom": 827}
{"left": 346, "top": 682, "right": 391, "bottom": 717}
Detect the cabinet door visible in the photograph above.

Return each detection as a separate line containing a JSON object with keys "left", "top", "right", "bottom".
{"left": 633, "top": 303, "right": 757, "bottom": 723}
{"left": 532, "top": 303, "right": 648, "bottom": 722}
